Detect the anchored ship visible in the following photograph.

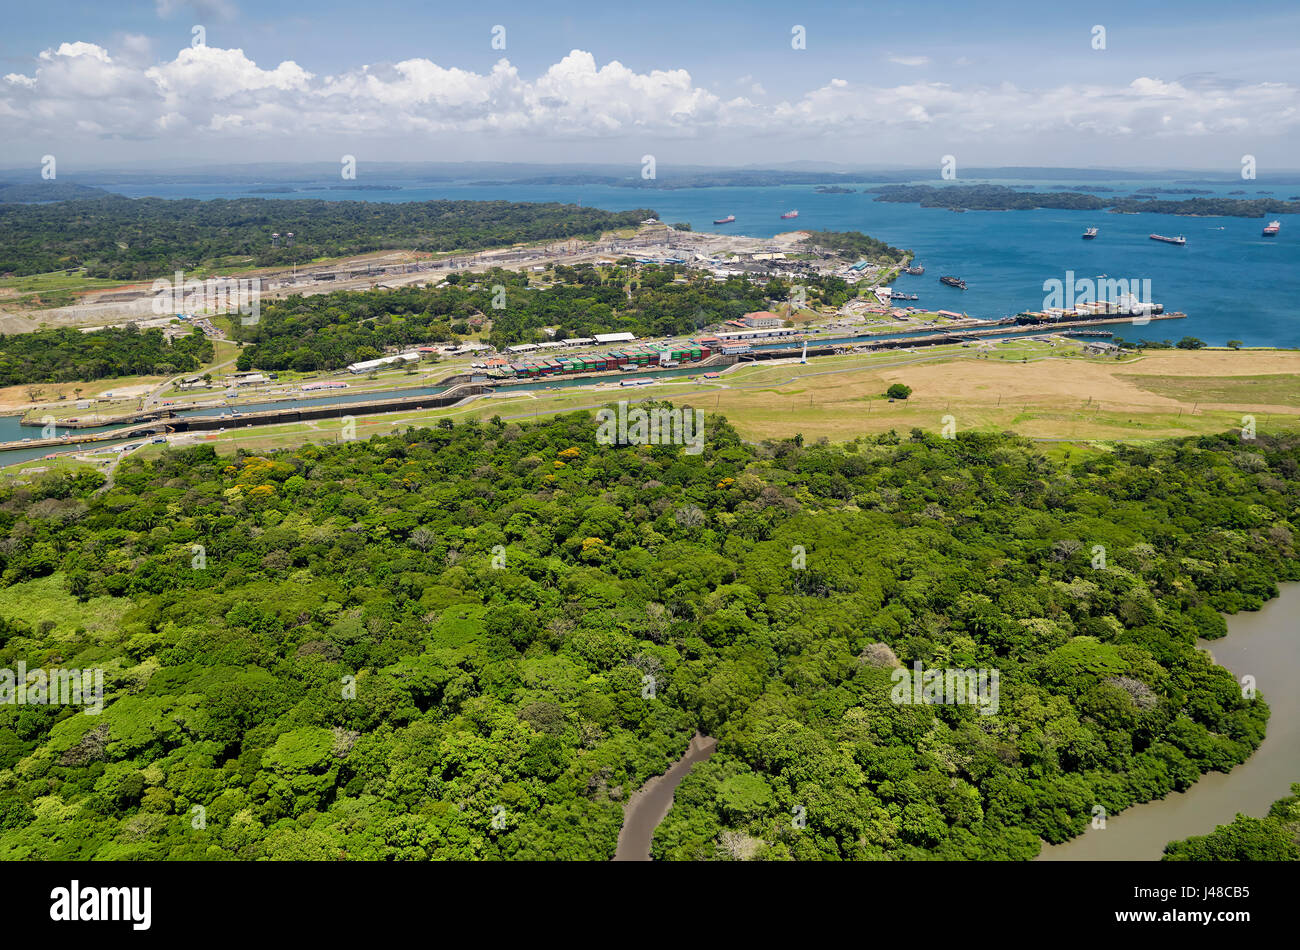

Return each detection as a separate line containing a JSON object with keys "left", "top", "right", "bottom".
{"left": 1263, "top": 220, "right": 1281, "bottom": 236}
{"left": 780, "top": 210, "right": 799, "bottom": 219}
{"left": 1083, "top": 227, "right": 1098, "bottom": 239}
{"left": 1149, "top": 233, "right": 1186, "bottom": 246}
{"left": 713, "top": 214, "right": 735, "bottom": 225}
{"left": 940, "top": 275, "right": 967, "bottom": 290}
{"left": 905, "top": 265, "right": 925, "bottom": 275}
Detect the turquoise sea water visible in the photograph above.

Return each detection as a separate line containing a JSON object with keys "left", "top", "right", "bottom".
{"left": 106, "top": 177, "right": 1300, "bottom": 348}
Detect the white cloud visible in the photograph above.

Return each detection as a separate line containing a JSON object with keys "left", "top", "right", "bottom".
{"left": 0, "top": 40, "right": 1296, "bottom": 157}
{"left": 888, "top": 54, "right": 931, "bottom": 67}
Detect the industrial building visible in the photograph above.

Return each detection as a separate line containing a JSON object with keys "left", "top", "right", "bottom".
{"left": 705, "top": 326, "right": 800, "bottom": 342}
{"left": 741, "top": 311, "right": 784, "bottom": 328}
{"left": 499, "top": 343, "right": 708, "bottom": 380}
{"left": 347, "top": 353, "right": 420, "bottom": 374}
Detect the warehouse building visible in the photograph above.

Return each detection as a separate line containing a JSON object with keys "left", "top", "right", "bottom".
{"left": 347, "top": 353, "right": 420, "bottom": 374}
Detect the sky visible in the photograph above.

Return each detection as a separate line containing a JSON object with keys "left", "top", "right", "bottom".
{"left": 1, "top": 0, "right": 1298, "bottom": 174}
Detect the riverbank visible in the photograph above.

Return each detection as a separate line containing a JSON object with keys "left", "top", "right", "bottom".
{"left": 613, "top": 733, "right": 717, "bottom": 861}
{"left": 1039, "top": 583, "right": 1300, "bottom": 860}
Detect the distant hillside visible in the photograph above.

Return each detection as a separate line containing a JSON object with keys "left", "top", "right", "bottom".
{"left": 0, "top": 181, "right": 114, "bottom": 203}
{"left": 0, "top": 196, "right": 655, "bottom": 280}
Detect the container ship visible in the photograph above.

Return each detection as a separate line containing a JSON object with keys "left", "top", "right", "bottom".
{"left": 780, "top": 210, "right": 799, "bottom": 219}
{"left": 1149, "top": 233, "right": 1186, "bottom": 246}
{"left": 1263, "top": 220, "right": 1281, "bottom": 236}
{"left": 940, "top": 275, "right": 967, "bottom": 290}
{"left": 1083, "top": 227, "right": 1098, "bottom": 239}
{"left": 713, "top": 214, "right": 735, "bottom": 225}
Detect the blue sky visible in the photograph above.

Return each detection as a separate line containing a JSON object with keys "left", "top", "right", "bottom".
{"left": 2, "top": 0, "right": 1298, "bottom": 170}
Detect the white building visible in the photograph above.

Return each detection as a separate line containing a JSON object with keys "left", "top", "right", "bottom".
{"left": 594, "top": 332, "right": 636, "bottom": 344}
{"left": 347, "top": 353, "right": 420, "bottom": 374}
{"left": 709, "top": 327, "right": 800, "bottom": 342}
{"left": 742, "top": 311, "right": 783, "bottom": 329}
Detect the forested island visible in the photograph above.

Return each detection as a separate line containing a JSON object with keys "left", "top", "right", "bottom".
{"left": 0, "top": 325, "right": 213, "bottom": 386}
{"left": 0, "top": 198, "right": 654, "bottom": 280}
{"left": 0, "top": 420, "right": 1294, "bottom": 860}
{"left": 871, "top": 184, "right": 1300, "bottom": 217}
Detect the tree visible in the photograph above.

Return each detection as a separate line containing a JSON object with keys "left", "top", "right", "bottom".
{"left": 886, "top": 383, "right": 912, "bottom": 400}
{"left": 1226, "top": 340, "right": 1243, "bottom": 350}
{"left": 1176, "top": 336, "right": 1206, "bottom": 350}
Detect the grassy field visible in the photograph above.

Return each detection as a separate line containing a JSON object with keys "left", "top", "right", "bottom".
{"left": 1127, "top": 372, "right": 1300, "bottom": 408}
{"left": 0, "top": 575, "right": 130, "bottom": 641}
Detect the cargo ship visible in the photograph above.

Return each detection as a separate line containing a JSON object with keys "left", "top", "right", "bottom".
{"left": 889, "top": 292, "right": 919, "bottom": 300}
{"left": 905, "top": 265, "right": 925, "bottom": 275}
{"left": 713, "top": 214, "right": 735, "bottom": 225}
{"left": 940, "top": 276, "right": 967, "bottom": 290}
{"left": 1263, "top": 220, "right": 1281, "bottom": 236}
{"left": 780, "top": 210, "right": 799, "bottom": 219}
{"left": 1083, "top": 227, "right": 1098, "bottom": 239}
{"left": 1149, "top": 233, "right": 1186, "bottom": 246}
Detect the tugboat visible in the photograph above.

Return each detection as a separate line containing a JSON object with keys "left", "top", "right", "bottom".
{"left": 1263, "top": 220, "right": 1281, "bottom": 236}
{"left": 940, "top": 275, "right": 967, "bottom": 290}
{"left": 780, "top": 210, "right": 799, "bottom": 219}
{"left": 1149, "top": 233, "right": 1186, "bottom": 246}
{"left": 713, "top": 214, "right": 735, "bottom": 225}
{"left": 1083, "top": 227, "right": 1098, "bottom": 239}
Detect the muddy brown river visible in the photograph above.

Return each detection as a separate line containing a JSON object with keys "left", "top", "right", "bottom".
{"left": 1040, "top": 583, "right": 1300, "bottom": 860}
{"left": 613, "top": 733, "right": 717, "bottom": 861}
{"left": 613, "top": 587, "right": 1297, "bottom": 862}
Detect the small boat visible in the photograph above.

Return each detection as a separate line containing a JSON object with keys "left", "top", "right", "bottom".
{"left": 713, "top": 214, "right": 735, "bottom": 225}
{"left": 1083, "top": 227, "right": 1098, "bottom": 239}
{"left": 1263, "top": 220, "right": 1280, "bottom": 236}
{"left": 780, "top": 210, "right": 799, "bottom": 219}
